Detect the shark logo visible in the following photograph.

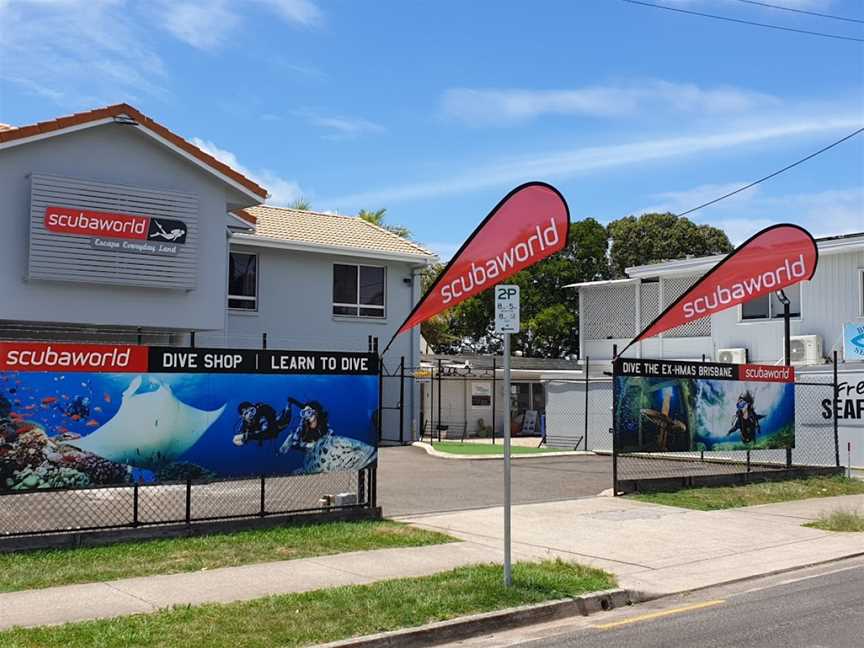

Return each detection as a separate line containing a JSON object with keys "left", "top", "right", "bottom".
{"left": 147, "top": 218, "right": 188, "bottom": 245}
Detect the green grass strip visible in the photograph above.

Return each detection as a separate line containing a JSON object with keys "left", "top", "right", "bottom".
{"left": 0, "top": 560, "right": 616, "bottom": 648}
{"left": 804, "top": 508, "right": 864, "bottom": 532}
{"left": 430, "top": 442, "right": 564, "bottom": 455}
{"left": 0, "top": 520, "right": 454, "bottom": 593}
{"left": 630, "top": 476, "right": 864, "bottom": 511}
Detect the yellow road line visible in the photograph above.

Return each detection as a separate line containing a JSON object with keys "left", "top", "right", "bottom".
{"left": 591, "top": 599, "right": 726, "bottom": 630}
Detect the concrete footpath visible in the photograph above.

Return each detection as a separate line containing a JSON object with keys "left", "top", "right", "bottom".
{"left": 400, "top": 494, "right": 864, "bottom": 597}
{"left": 2, "top": 494, "right": 863, "bottom": 631}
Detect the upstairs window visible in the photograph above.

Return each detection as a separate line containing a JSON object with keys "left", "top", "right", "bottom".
{"left": 741, "top": 284, "right": 801, "bottom": 321}
{"left": 228, "top": 252, "right": 257, "bottom": 311}
{"left": 333, "top": 264, "right": 385, "bottom": 318}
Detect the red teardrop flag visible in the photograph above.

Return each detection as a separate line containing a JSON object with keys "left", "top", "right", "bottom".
{"left": 623, "top": 224, "right": 818, "bottom": 354}
{"left": 396, "top": 182, "right": 570, "bottom": 336}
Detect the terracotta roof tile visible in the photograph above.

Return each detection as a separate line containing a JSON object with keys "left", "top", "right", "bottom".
{"left": 0, "top": 104, "right": 267, "bottom": 199}
{"left": 240, "top": 205, "right": 436, "bottom": 259}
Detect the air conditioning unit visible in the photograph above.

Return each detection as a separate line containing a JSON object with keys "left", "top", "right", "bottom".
{"left": 790, "top": 335, "right": 824, "bottom": 365}
{"left": 718, "top": 348, "right": 747, "bottom": 364}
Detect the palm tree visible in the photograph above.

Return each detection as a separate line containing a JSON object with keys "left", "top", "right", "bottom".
{"left": 358, "top": 208, "right": 411, "bottom": 239}
{"left": 287, "top": 197, "right": 312, "bottom": 211}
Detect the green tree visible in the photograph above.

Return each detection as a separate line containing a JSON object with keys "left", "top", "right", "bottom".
{"left": 607, "top": 212, "right": 732, "bottom": 278}
{"left": 358, "top": 208, "right": 412, "bottom": 240}
{"left": 420, "top": 218, "right": 610, "bottom": 358}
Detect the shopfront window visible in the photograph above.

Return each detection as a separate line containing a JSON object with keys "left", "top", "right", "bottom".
{"left": 228, "top": 252, "right": 257, "bottom": 311}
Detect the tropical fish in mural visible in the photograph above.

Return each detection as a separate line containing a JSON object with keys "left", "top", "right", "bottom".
{"left": 72, "top": 376, "right": 225, "bottom": 468}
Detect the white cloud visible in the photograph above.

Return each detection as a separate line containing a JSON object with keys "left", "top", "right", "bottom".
{"left": 158, "top": 1, "right": 240, "bottom": 51}
{"left": 191, "top": 137, "right": 304, "bottom": 205}
{"left": 442, "top": 81, "right": 780, "bottom": 125}
{"left": 641, "top": 182, "right": 863, "bottom": 243}
{"left": 319, "top": 114, "right": 862, "bottom": 210}
{"left": 303, "top": 114, "right": 386, "bottom": 140}
{"left": 0, "top": 0, "right": 323, "bottom": 104}
{"left": 257, "top": 0, "right": 322, "bottom": 26}
{"left": 154, "top": 0, "right": 322, "bottom": 51}
{"left": 0, "top": 0, "right": 167, "bottom": 104}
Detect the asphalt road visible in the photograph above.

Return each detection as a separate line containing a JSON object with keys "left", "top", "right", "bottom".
{"left": 376, "top": 446, "right": 612, "bottom": 516}
{"left": 446, "top": 557, "right": 864, "bottom": 648}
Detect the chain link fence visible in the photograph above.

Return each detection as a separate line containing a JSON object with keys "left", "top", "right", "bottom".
{"left": 0, "top": 329, "right": 380, "bottom": 541}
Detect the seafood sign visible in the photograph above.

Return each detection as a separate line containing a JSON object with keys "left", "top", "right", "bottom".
{"left": 614, "top": 358, "right": 795, "bottom": 453}
{"left": 0, "top": 342, "right": 379, "bottom": 491}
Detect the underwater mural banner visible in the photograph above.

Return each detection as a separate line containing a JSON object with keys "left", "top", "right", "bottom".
{"left": 0, "top": 342, "right": 379, "bottom": 491}
{"left": 613, "top": 358, "right": 795, "bottom": 453}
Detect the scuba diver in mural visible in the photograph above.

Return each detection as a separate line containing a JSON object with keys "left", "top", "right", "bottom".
{"left": 727, "top": 390, "right": 765, "bottom": 444}
{"left": 232, "top": 398, "right": 333, "bottom": 452}
{"left": 278, "top": 400, "right": 332, "bottom": 453}
{"left": 232, "top": 401, "right": 293, "bottom": 448}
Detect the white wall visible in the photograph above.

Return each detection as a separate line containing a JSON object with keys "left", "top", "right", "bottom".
{"left": 222, "top": 244, "right": 425, "bottom": 443}
{"left": 0, "top": 124, "right": 250, "bottom": 332}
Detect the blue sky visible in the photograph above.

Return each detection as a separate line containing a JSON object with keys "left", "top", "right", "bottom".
{"left": 1, "top": 0, "right": 862, "bottom": 259}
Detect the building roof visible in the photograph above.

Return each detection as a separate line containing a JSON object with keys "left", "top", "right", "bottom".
{"left": 624, "top": 230, "right": 864, "bottom": 279}
{"left": 0, "top": 104, "right": 268, "bottom": 202}
{"left": 231, "top": 205, "right": 437, "bottom": 262}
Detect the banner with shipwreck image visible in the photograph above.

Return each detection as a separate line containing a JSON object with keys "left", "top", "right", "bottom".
{"left": 0, "top": 342, "right": 379, "bottom": 491}
{"left": 613, "top": 358, "right": 795, "bottom": 453}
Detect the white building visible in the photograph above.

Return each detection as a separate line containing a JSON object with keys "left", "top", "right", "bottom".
{"left": 569, "top": 232, "right": 864, "bottom": 466}
{"left": 0, "top": 103, "right": 436, "bottom": 445}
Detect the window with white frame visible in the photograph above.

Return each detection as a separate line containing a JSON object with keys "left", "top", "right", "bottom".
{"left": 740, "top": 284, "right": 801, "bottom": 320}
{"left": 228, "top": 252, "right": 257, "bottom": 311}
{"left": 332, "top": 264, "right": 385, "bottom": 318}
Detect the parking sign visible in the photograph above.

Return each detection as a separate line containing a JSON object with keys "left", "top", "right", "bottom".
{"left": 495, "top": 285, "right": 520, "bottom": 333}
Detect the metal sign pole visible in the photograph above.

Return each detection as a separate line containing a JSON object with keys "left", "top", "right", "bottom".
{"left": 495, "top": 284, "right": 519, "bottom": 588}
{"left": 503, "top": 331, "right": 512, "bottom": 587}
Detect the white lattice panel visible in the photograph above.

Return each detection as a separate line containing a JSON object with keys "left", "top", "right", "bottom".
{"left": 661, "top": 276, "right": 711, "bottom": 337}
{"left": 583, "top": 285, "right": 636, "bottom": 340}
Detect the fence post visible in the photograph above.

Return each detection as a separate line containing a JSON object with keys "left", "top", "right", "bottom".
{"left": 185, "top": 478, "right": 192, "bottom": 524}
{"left": 369, "top": 465, "right": 378, "bottom": 509}
{"left": 376, "top": 338, "right": 383, "bottom": 446}
{"left": 358, "top": 469, "right": 366, "bottom": 505}
{"left": 833, "top": 350, "right": 840, "bottom": 468}
{"left": 190, "top": 331, "right": 196, "bottom": 349}
{"left": 491, "top": 358, "right": 497, "bottom": 445}
{"left": 611, "top": 374, "right": 619, "bottom": 496}
{"left": 259, "top": 475, "right": 266, "bottom": 517}
{"left": 132, "top": 483, "right": 139, "bottom": 527}
{"left": 399, "top": 356, "right": 405, "bottom": 444}
{"left": 136, "top": 327, "right": 142, "bottom": 345}
{"left": 262, "top": 332, "right": 267, "bottom": 349}
{"left": 583, "top": 357, "right": 590, "bottom": 451}
{"left": 437, "top": 358, "right": 443, "bottom": 443}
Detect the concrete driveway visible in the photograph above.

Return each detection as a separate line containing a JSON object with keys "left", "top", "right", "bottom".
{"left": 376, "top": 445, "right": 612, "bottom": 516}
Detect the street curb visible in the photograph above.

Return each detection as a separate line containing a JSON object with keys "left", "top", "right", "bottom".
{"left": 318, "top": 588, "right": 635, "bottom": 648}
{"left": 412, "top": 441, "right": 595, "bottom": 461}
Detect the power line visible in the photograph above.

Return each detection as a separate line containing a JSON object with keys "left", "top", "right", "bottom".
{"left": 676, "top": 126, "right": 864, "bottom": 218}
{"left": 731, "top": 0, "right": 864, "bottom": 25}
{"left": 621, "top": 0, "right": 864, "bottom": 42}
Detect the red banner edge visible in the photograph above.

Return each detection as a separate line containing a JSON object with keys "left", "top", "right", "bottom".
{"left": 382, "top": 181, "right": 571, "bottom": 355}
{"left": 617, "top": 223, "right": 819, "bottom": 358}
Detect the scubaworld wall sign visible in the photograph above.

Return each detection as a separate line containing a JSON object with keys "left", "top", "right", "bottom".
{"left": 44, "top": 206, "right": 188, "bottom": 256}
{"left": 0, "top": 342, "right": 379, "bottom": 492}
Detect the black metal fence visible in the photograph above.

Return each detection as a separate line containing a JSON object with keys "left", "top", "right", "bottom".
{"left": 612, "top": 355, "right": 843, "bottom": 493}
{"left": 0, "top": 468, "right": 376, "bottom": 538}
{"left": 0, "top": 331, "right": 381, "bottom": 541}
